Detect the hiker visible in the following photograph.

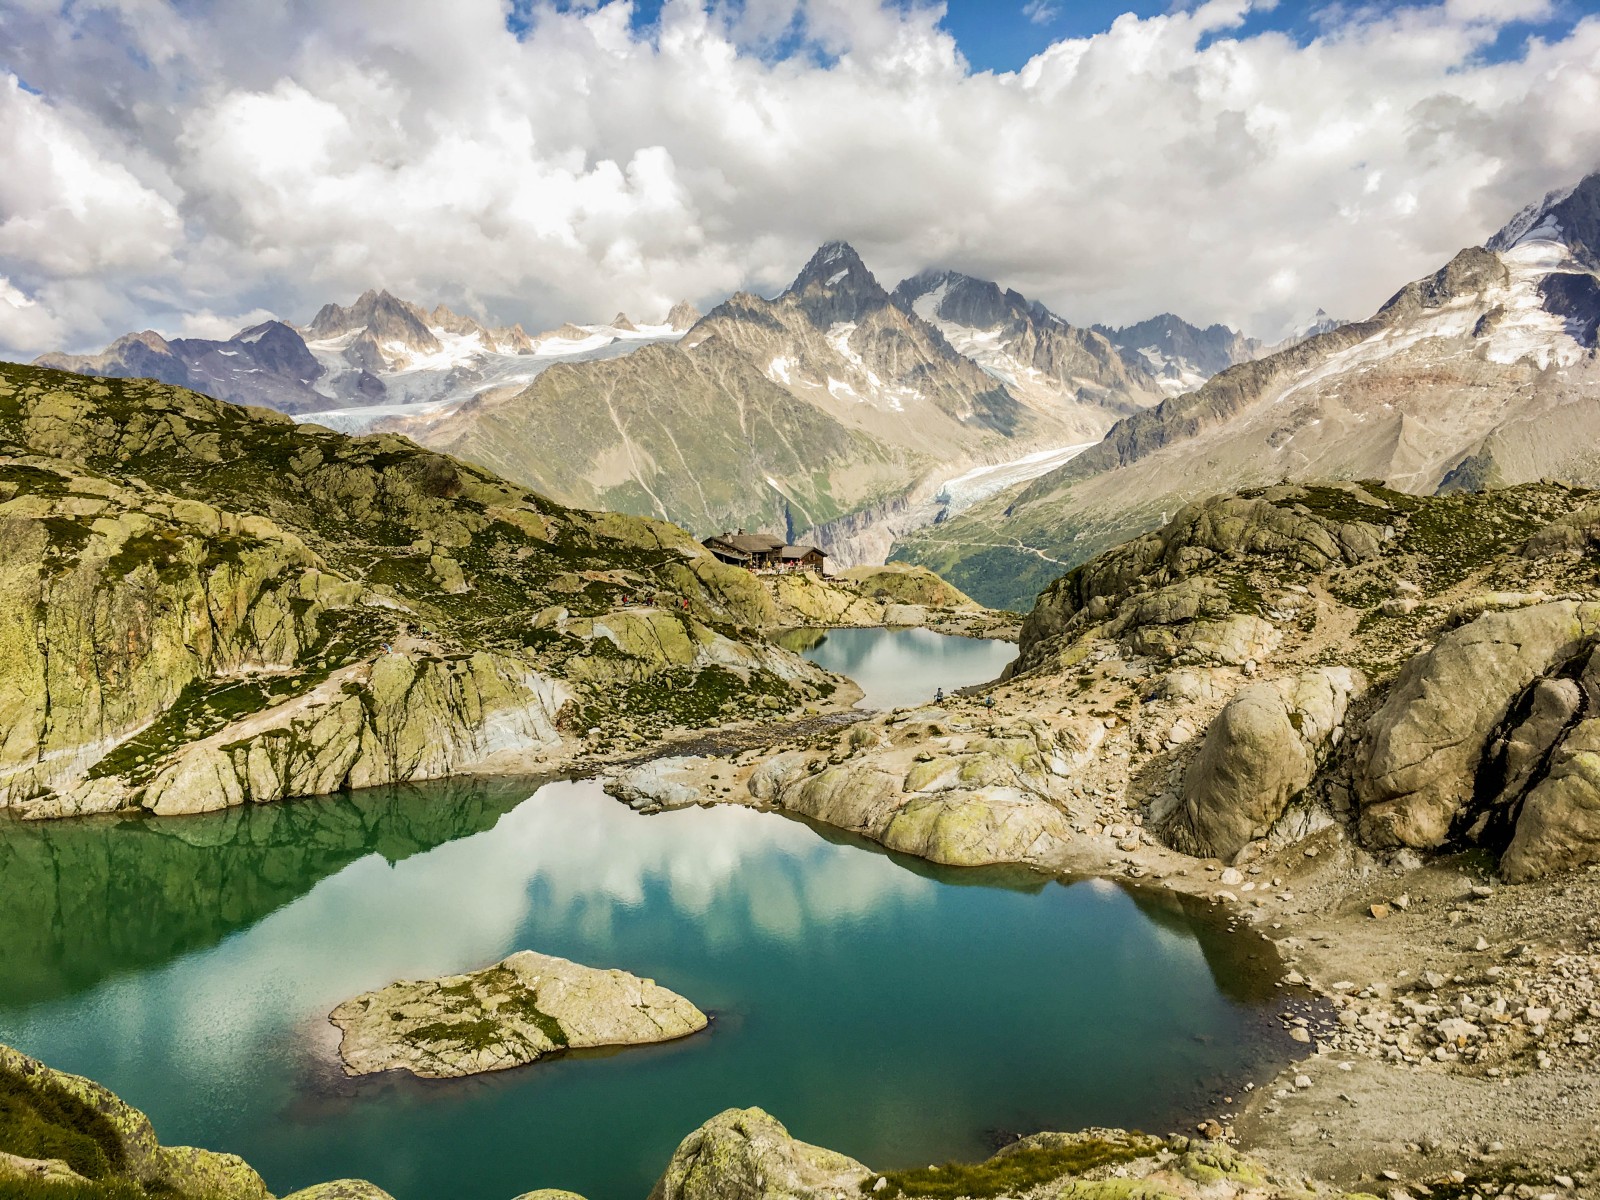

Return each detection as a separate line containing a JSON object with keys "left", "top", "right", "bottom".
{"left": 934, "top": 687, "right": 945, "bottom": 703}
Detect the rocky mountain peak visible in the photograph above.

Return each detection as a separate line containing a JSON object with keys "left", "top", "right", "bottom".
{"left": 1487, "top": 169, "right": 1600, "bottom": 268}
{"left": 666, "top": 300, "right": 701, "bottom": 331}
{"left": 783, "top": 242, "right": 888, "bottom": 325}
{"left": 307, "top": 288, "right": 441, "bottom": 352}
{"left": 891, "top": 269, "right": 1033, "bottom": 330}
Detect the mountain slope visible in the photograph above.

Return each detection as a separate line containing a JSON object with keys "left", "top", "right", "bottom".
{"left": 411, "top": 243, "right": 1094, "bottom": 548}
{"left": 0, "top": 361, "right": 836, "bottom": 820}
{"left": 895, "top": 171, "right": 1600, "bottom": 611}
{"left": 891, "top": 270, "right": 1166, "bottom": 439}
{"left": 1092, "top": 313, "right": 1265, "bottom": 394}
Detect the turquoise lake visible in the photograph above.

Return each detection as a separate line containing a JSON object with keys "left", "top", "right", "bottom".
{"left": 0, "top": 631, "right": 1296, "bottom": 1200}
{"left": 784, "top": 625, "right": 1018, "bottom": 709}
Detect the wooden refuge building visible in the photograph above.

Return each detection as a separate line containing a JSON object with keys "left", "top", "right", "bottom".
{"left": 703, "top": 530, "right": 827, "bottom": 574}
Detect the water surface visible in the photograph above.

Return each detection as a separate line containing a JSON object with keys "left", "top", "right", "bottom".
{"left": 788, "top": 626, "right": 1015, "bottom": 709}
{"left": 0, "top": 779, "right": 1290, "bottom": 1200}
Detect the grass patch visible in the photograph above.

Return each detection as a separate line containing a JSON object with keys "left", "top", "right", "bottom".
{"left": 866, "top": 1137, "right": 1157, "bottom": 1200}
{"left": 0, "top": 1064, "right": 127, "bottom": 1182}
{"left": 0, "top": 1180, "right": 148, "bottom": 1200}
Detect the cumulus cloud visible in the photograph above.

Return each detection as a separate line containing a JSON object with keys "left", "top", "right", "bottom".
{"left": 2, "top": 0, "right": 1599, "bottom": 357}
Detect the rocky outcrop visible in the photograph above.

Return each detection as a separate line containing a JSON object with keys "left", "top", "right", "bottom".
{"left": 1014, "top": 486, "right": 1386, "bottom": 675}
{"left": 646, "top": 1107, "right": 1311, "bottom": 1200}
{"left": 647, "top": 1108, "right": 869, "bottom": 1200}
{"left": 329, "top": 951, "right": 707, "bottom": 1079}
{"left": 748, "top": 718, "right": 1076, "bottom": 867}
{"left": 1503, "top": 716, "right": 1600, "bottom": 880}
{"left": 757, "top": 566, "right": 1014, "bottom": 639}
{"left": 1170, "top": 667, "right": 1364, "bottom": 860}
{"left": 1356, "top": 601, "right": 1600, "bottom": 850}
{"left": 0, "top": 363, "right": 840, "bottom": 820}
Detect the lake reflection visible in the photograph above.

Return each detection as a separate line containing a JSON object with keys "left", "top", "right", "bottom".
{"left": 0, "top": 779, "right": 1289, "bottom": 1200}
{"left": 789, "top": 626, "right": 1017, "bottom": 709}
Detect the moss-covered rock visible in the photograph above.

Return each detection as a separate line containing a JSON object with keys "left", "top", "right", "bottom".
{"left": 329, "top": 950, "right": 707, "bottom": 1079}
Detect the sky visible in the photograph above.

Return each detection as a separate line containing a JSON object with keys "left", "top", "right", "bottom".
{"left": 3, "top": 0, "right": 1600, "bottom": 357}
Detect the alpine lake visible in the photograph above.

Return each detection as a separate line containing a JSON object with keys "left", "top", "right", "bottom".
{"left": 0, "top": 628, "right": 1301, "bottom": 1200}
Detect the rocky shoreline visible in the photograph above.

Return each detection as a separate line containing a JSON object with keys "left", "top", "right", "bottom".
{"left": 595, "top": 482, "right": 1600, "bottom": 1198}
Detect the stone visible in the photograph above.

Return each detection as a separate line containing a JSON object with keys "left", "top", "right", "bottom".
{"left": 0, "top": 1042, "right": 274, "bottom": 1200}
{"left": 284, "top": 1185, "right": 400, "bottom": 1200}
{"left": 1356, "top": 602, "right": 1600, "bottom": 848}
{"left": 1288, "top": 1026, "right": 1312, "bottom": 1043}
{"left": 1502, "top": 717, "right": 1600, "bottom": 880}
{"left": 1170, "top": 667, "right": 1364, "bottom": 859}
{"left": 648, "top": 1108, "right": 870, "bottom": 1200}
{"left": 330, "top": 951, "right": 707, "bottom": 1079}
{"left": 604, "top": 757, "right": 706, "bottom": 812}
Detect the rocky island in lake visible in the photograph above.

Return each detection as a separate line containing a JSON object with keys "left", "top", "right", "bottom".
{"left": 329, "top": 951, "right": 708, "bottom": 1079}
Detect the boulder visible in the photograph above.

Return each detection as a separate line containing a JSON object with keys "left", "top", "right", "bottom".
{"left": 1501, "top": 718, "right": 1600, "bottom": 881}
{"left": 283, "top": 1185, "right": 398, "bottom": 1200}
{"left": 604, "top": 756, "right": 705, "bottom": 812}
{"left": 1356, "top": 602, "right": 1600, "bottom": 848}
{"left": 648, "top": 1108, "right": 869, "bottom": 1200}
{"left": 1171, "top": 667, "right": 1364, "bottom": 860}
{"left": 752, "top": 725, "right": 1075, "bottom": 867}
{"left": 330, "top": 950, "right": 707, "bottom": 1079}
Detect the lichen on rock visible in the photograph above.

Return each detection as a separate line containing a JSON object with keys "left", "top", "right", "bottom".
{"left": 330, "top": 950, "right": 707, "bottom": 1079}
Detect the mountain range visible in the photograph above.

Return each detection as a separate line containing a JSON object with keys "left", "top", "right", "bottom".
{"left": 27, "top": 247, "right": 1270, "bottom": 567}
{"left": 895, "top": 170, "right": 1600, "bottom": 609}
{"left": 36, "top": 292, "right": 699, "bottom": 419}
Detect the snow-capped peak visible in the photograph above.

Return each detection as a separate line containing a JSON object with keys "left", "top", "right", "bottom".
{"left": 1488, "top": 185, "right": 1577, "bottom": 253}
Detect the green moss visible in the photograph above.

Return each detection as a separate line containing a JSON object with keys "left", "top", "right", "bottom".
{"left": 866, "top": 1136, "right": 1158, "bottom": 1200}
{"left": 493, "top": 988, "right": 569, "bottom": 1048}
{"left": 0, "top": 1064, "right": 127, "bottom": 1182}
{"left": 40, "top": 517, "right": 92, "bottom": 574}
{"left": 0, "top": 1180, "right": 149, "bottom": 1200}
{"left": 106, "top": 530, "right": 186, "bottom": 579}
{"left": 405, "top": 1018, "right": 509, "bottom": 1052}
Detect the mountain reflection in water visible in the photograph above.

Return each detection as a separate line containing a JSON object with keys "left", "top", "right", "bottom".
{"left": 0, "top": 776, "right": 1293, "bottom": 1200}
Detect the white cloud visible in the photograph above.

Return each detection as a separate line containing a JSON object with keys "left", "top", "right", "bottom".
{"left": 1022, "top": 1, "right": 1059, "bottom": 26}
{"left": 2, "top": 0, "right": 1599, "bottom": 357}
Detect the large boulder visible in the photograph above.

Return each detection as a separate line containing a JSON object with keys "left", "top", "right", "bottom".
{"left": 750, "top": 725, "right": 1075, "bottom": 867}
{"left": 1501, "top": 717, "right": 1600, "bottom": 881}
{"left": 604, "top": 756, "right": 705, "bottom": 812}
{"left": 648, "top": 1108, "right": 869, "bottom": 1200}
{"left": 1356, "top": 602, "right": 1600, "bottom": 848}
{"left": 1171, "top": 667, "right": 1364, "bottom": 859}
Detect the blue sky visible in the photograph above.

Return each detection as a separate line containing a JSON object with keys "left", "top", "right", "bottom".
{"left": 533, "top": 0, "right": 1597, "bottom": 71}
